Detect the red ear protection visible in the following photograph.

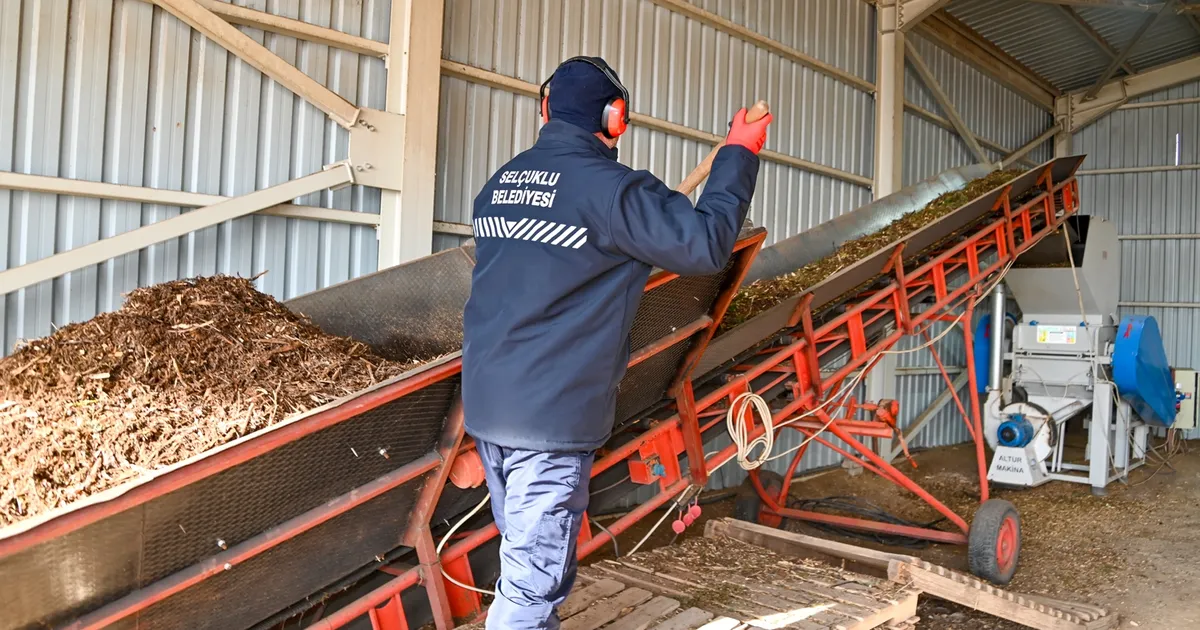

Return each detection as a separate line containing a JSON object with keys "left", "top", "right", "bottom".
{"left": 539, "top": 57, "right": 630, "bottom": 139}
{"left": 602, "top": 97, "right": 628, "bottom": 138}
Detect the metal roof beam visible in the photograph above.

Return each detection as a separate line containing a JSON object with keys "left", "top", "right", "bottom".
{"left": 1025, "top": 0, "right": 1171, "bottom": 13}
{"left": 1183, "top": 11, "right": 1200, "bottom": 37}
{"left": 1068, "top": 53, "right": 1200, "bottom": 131}
{"left": 876, "top": 6, "right": 906, "bottom": 198}
{"left": 890, "top": 0, "right": 955, "bottom": 31}
{"left": 1082, "top": 2, "right": 1173, "bottom": 100}
{"left": 1057, "top": 6, "right": 1139, "bottom": 75}
{"left": 649, "top": 0, "right": 875, "bottom": 93}
{"left": 913, "top": 12, "right": 1059, "bottom": 111}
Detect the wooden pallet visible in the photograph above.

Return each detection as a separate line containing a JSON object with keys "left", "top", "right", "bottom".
{"left": 456, "top": 534, "right": 919, "bottom": 630}
{"left": 707, "top": 517, "right": 1119, "bottom": 630}
{"left": 888, "top": 560, "right": 1118, "bottom": 630}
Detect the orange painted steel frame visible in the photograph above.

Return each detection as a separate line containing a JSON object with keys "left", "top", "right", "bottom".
{"left": 36, "top": 170, "right": 1079, "bottom": 630}
{"left": 723, "top": 167, "right": 1079, "bottom": 546}
{"left": 292, "top": 171, "right": 1078, "bottom": 629}
{"left": 313, "top": 171, "right": 1079, "bottom": 629}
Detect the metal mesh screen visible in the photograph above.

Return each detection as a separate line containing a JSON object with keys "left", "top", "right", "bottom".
{"left": 284, "top": 248, "right": 473, "bottom": 362}
{"left": 3, "top": 508, "right": 144, "bottom": 629}
{"left": 630, "top": 265, "right": 731, "bottom": 351}
{"left": 134, "top": 477, "right": 428, "bottom": 630}
{"left": 615, "top": 339, "right": 693, "bottom": 423}
{"left": 140, "top": 378, "right": 457, "bottom": 583}
{"left": 1, "top": 376, "right": 457, "bottom": 630}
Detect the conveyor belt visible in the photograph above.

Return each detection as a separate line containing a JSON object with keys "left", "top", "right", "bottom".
{"left": 694, "top": 156, "right": 1086, "bottom": 379}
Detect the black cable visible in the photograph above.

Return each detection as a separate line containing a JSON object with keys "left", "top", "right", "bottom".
{"left": 786, "top": 495, "right": 949, "bottom": 549}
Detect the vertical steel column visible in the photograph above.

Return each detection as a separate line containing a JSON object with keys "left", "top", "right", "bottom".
{"left": 1089, "top": 381, "right": 1114, "bottom": 495}
{"left": 379, "top": 0, "right": 446, "bottom": 267}
{"left": 1054, "top": 96, "right": 1074, "bottom": 158}
{"left": 874, "top": 5, "right": 905, "bottom": 200}
{"left": 989, "top": 282, "right": 1006, "bottom": 392}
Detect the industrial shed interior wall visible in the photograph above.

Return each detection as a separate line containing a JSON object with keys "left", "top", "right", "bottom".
{"left": 1073, "top": 78, "right": 1200, "bottom": 412}
{"left": 435, "top": 0, "right": 1054, "bottom": 251}
{"left": 0, "top": 0, "right": 390, "bottom": 355}
{"left": 0, "top": 0, "right": 1056, "bottom": 478}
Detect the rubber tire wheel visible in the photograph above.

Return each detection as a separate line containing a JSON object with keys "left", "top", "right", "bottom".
{"left": 968, "top": 499, "right": 1021, "bottom": 585}
{"left": 733, "top": 470, "right": 784, "bottom": 526}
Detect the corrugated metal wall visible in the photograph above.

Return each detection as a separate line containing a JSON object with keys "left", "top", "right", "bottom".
{"left": 0, "top": 0, "right": 388, "bottom": 354}
{"left": 436, "top": 1, "right": 1054, "bottom": 249}
{"left": 1074, "top": 78, "right": 1200, "bottom": 383}
{"left": 1, "top": 0, "right": 1053, "bottom": 481}
{"left": 435, "top": 0, "right": 879, "bottom": 253}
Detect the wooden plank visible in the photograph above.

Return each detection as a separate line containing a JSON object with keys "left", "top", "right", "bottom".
{"left": 656, "top": 561, "right": 868, "bottom": 612}
{"left": 605, "top": 596, "right": 682, "bottom": 630}
{"left": 562, "top": 588, "right": 653, "bottom": 630}
{"left": 777, "top": 578, "right": 894, "bottom": 616}
{"left": 617, "top": 560, "right": 706, "bottom": 589}
{"left": 559, "top": 579, "right": 626, "bottom": 619}
{"left": 888, "top": 562, "right": 1088, "bottom": 630}
{"left": 650, "top": 608, "right": 715, "bottom": 630}
{"left": 589, "top": 563, "right": 694, "bottom": 600}
{"left": 694, "top": 619, "right": 743, "bottom": 630}
{"left": 885, "top": 616, "right": 920, "bottom": 630}
{"left": 839, "top": 591, "right": 919, "bottom": 630}
{"left": 634, "top": 563, "right": 833, "bottom": 627}
{"left": 707, "top": 519, "right": 915, "bottom": 579}
{"left": 1084, "top": 615, "right": 1120, "bottom": 630}
{"left": 1022, "top": 594, "right": 1108, "bottom": 620}
{"left": 738, "top": 609, "right": 832, "bottom": 630}
{"left": 654, "top": 560, "right": 874, "bottom": 625}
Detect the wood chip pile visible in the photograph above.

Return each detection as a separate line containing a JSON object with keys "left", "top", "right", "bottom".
{"left": 1, "top": 275, "right": 425, "bottom": 527}
{"left": 719, "top": 169, "right": 1027, "bottom": 332}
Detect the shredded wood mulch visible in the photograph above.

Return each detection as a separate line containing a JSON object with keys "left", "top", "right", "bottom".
{"left": 719, "top": 169, "right": 1028, "bottom": 333}
{"left": 0, "top": 275, "right": 427, "bottom": 527}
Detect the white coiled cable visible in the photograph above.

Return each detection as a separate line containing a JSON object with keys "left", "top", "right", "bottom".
{"left": 727, "top": 392, "right": 774, "bottom": 470}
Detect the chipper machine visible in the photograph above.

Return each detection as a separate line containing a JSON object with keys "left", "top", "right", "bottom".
{"left": 1, "top": 153, "right": 1099, "bottom": 630}
{"left": 980, "top": 215, "right": 1180, "bottom": 495}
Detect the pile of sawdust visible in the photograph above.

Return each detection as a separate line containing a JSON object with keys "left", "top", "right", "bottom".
{"left": 1, "top": 275, "right": 427, "bottom": 527}
{"left": 719, "top": 169, "right": 1027, "bottom": 332}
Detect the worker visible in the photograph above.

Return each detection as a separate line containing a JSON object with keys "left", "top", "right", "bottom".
{"left": 462, "top": 55, "right": 771, "bottom": 629}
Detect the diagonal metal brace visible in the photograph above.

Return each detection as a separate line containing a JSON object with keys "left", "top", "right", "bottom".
{"left": 153, "top": 0, "right": 361, "bottom": 128}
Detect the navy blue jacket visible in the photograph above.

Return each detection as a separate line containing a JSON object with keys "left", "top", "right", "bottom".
{"left": 462, "top": 120, "right": 759, "bottom": 451}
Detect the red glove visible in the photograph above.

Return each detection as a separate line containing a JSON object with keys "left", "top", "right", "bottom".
{"left": 725, "top": 107, "right": 773, "bottom": 155}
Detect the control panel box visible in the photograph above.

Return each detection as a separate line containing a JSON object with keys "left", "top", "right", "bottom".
{"left": 1174, "top": 368, "right": 1198, "bottom": 430}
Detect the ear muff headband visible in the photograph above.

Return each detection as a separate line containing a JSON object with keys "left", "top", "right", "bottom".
{"left": 539, "top": 57, "right": 631, "bottom": 139}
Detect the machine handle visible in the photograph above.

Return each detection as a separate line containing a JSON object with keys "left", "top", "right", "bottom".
{"left": 676, "top": 100, "right": 770, "bottom": 196}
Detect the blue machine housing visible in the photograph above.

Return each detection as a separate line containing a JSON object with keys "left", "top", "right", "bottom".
{"left": 1113, "top": 315, "right": 1177, "bottom": 427}
{"left": 973, "top": 312, "right": 1018, "bottom": 393}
